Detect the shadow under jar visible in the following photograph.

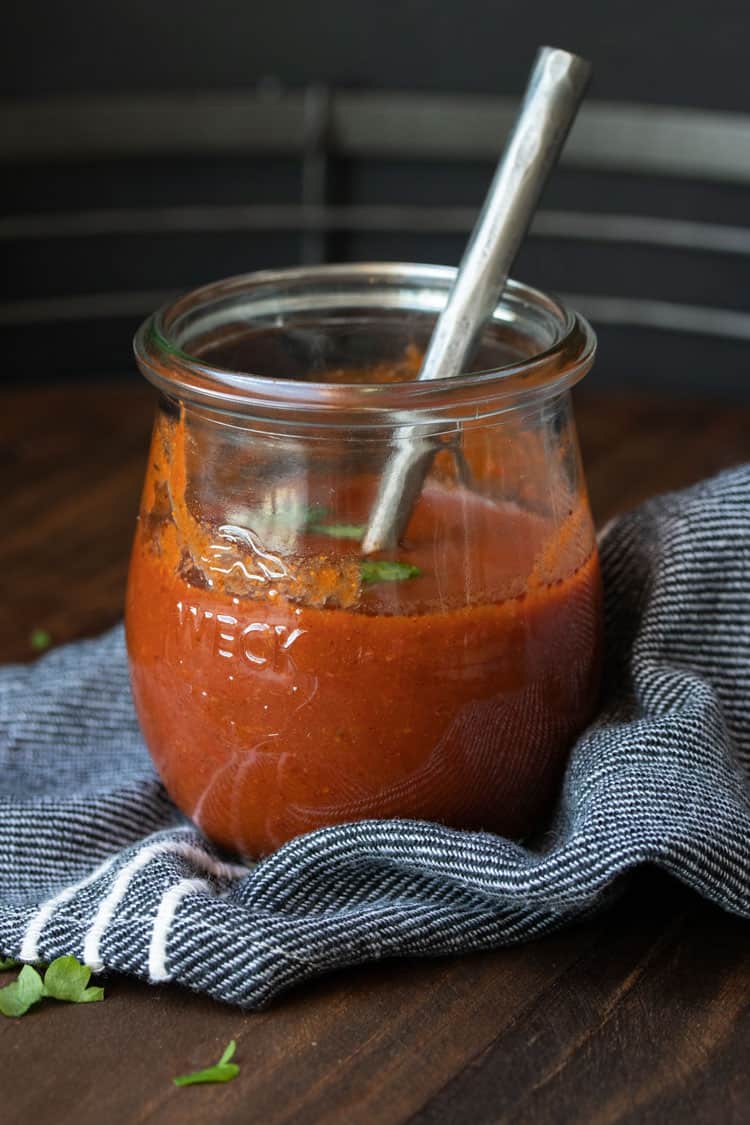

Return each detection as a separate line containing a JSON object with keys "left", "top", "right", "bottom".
{"left": 126, "top": 263, "right": 602, "bottom": 857}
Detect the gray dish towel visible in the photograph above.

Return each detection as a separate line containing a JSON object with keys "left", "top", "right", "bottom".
{"left": 2, "top": 467, "right": 749, "bottom": 1008}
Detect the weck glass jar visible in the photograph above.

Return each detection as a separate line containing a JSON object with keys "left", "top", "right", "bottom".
{"left": 126, "top": 263, "right": 602, "bottom": 857}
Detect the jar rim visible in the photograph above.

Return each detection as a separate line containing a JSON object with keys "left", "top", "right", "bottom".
{"left": 133, "top": 262, "right": 596, "bottom": 422}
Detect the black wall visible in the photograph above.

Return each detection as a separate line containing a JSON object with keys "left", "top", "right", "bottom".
{"left": 6, "top": 0, "right": 750, "bottom": 109}
{"left": 4, "top": 1, "right": 750, "bottom": 396}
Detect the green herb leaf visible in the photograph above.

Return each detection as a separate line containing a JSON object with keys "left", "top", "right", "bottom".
{"left": 0, "top": 965, "right": 44, "bottom": 1018}
{"left": 43, "top": 955, "right": 92, "bottom": 1002}
{"left": 30, "top": 629, "right": 52, "bottom": 652}
{"left": 0, "top": 956, "right": 104, "bottom": 1017}
{"left": 172, "top": 1064, "right": 239, "bottom": 1087}
{"left": 304, "top": 505, "right": 329, "bottom": 525}
{"left": 173, "top": 1040, "right": 240, "bottom": 1087}
{"left": 0, "top": 957, "right": 18, "bottom": 971}
{"left": 218, "top": 1040, "right": 237, "bottom": 1066}
{"left": 237, "top": 503, "right": 330, "bottom": 545}
{"left": 360, "top": 560, "right": 421, "bottom": 585}
{"left": 79, "top": 986, "right": 105, "bottom": 1003}
{"left": 272, "top": 503, "right": 329, "bottom": 530}
{"left": 311, "top": 523, "right": 366, "bottom": 540}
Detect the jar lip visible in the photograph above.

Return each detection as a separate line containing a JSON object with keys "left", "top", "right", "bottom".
{"left": 134, "top": 262, "right": 596, "bottom": 420}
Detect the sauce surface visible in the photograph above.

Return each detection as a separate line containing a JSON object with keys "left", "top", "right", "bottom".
{"left": 126, "top": 398, "right": 602, "bottom": 855}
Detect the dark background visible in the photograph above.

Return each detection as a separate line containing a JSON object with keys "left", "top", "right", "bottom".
{"left": 4, "top": 0, "right": 750, "bottom": 396}
{"left": 5, "top": 0, "right": 748, "bottom": 106}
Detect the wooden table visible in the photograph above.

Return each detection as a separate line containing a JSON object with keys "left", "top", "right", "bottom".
{"left": 3, "top": 381, "right": 750, "bottom": 1124}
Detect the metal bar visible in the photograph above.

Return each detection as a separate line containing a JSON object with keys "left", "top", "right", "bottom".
{"left": 532, "top": 211, "right": 750, "bottom": 255}
{"left": 562, "top": 294, "right": 750, "bottom": 340}
{"left": 4, "top": 206, "right": 750, "bottom": 260}
{"left": 0, "top": 290, "right": 179, "bottom": 324}
{"left": 301, "top": 84, "right": 332, "bottom": 265}
{"left": 5, "top": 91, "right": 750, "bottom": 185}
{"left": 4, "top": 289, "right": 750, "bottom": 342}
{"left": 0, "top": 92, "right": 307, "bottom": 161}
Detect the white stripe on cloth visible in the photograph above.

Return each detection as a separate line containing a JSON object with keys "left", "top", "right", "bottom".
{"left": 20, "top": 832, "right": 248, "bottom": 969}
{"left": 83, "top": 840, "right": 248, "bottom": 971}
{"left": 20, "top": 852, "right": 120, "bottom": 962}
{"left": 148, "top": 877, "right": 211, "bottom": 982}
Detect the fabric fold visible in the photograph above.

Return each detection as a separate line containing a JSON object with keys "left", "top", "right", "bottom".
{"left": 1, "top": 466, "right": 749, "bottom": 1007}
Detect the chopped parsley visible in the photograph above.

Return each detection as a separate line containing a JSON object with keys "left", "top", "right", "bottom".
{"left": 30, "top": 629, "right": 52, "bottom": 652}
{"left": 173, "top": 1040, "right": 240, "bottom": 1087}
{"left": 0, "top": 956, "right": 104, "bottom": 1018}
{"left": 360, "top": 560, "right": 421, "bottom": 585}
{"left": 311, "top": 523, "right": 366, "bottom": 540}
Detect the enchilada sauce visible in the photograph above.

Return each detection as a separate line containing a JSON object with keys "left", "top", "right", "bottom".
{"left": 126, "top": 392, "right": 602, "bottom": 856}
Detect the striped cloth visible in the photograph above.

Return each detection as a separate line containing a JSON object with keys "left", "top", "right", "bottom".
{"left": 1, "top": 466, "right": 749, "bottom": 1008}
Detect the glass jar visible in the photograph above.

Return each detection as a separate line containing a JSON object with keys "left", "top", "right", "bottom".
{"left": 127, "top": 263, "right": 601, "bottom": 857}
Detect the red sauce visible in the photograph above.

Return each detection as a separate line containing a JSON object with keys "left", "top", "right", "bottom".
{"left": 126, "top": 399, "right": 602, "bottom": 856}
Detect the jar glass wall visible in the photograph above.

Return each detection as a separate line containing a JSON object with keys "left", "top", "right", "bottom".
{"left": 126, "top": 264, "right": 602, "bottom": 856}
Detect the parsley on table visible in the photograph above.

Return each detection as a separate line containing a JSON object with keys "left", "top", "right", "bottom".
{"left": 30, "top": 629, "right": 52, "bottom": 652}
{"left": 0, "top": 957, "right": 18, "bottom": 971}
{"left": 0, "top": 966, "right": 44, "bottom": 1018}
{"left": 42, "top": 956, "right": 104, "bottom": 1004}
{"left": 173, "top": 1040, "right": 240, "bottom": 1087}
{"left": 0, "top": 956, "right": 104, "bottom": 1018}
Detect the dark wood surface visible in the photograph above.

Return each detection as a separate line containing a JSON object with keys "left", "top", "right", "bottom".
{"left": 2, "top": 380, "right": 750, "bottom": 1124}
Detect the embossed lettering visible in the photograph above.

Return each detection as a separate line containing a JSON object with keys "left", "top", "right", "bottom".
{"left": 172, "top": 600, "right": 306, "bottom": 677}
{"left": 215, "top": 613, "right": 238, "bottom": 659}
{"left": 175, "top": 601, "right": 214, "bottom": 649}
{"left": 241, "top": 622, "right": 274, "bottom": 666}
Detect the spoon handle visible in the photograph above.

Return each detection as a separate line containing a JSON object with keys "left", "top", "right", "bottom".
{"left": 362, "top": 46, "right": 591, "bottom": 556}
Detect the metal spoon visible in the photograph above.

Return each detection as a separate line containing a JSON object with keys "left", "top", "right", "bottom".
{"left": 361, "top": 46, "right": 591, "bottom": 555}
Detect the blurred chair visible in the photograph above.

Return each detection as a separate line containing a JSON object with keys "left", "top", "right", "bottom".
{"left": 2, "top": 84, "right": 750, "bottom": 395}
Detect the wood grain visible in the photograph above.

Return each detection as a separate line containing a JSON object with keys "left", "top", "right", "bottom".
{"left": 1, "top": 380, "right": 750, "bottom": 1125}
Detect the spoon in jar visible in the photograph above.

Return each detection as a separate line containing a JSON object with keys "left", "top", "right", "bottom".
{"left": 361, "top": 45, "right": 591, "bottom": 556}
